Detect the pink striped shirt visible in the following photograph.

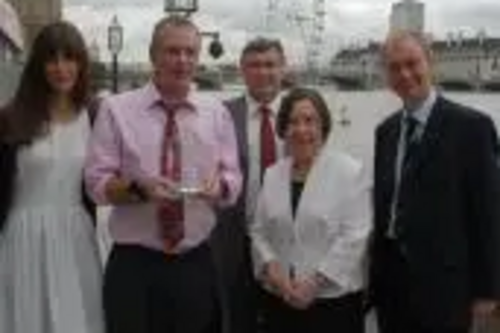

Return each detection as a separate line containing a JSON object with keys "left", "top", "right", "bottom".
{"left": 85, "top": 83, "right": 242, "bottom": 252}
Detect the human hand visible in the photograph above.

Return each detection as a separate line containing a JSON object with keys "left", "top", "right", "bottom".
{"left": 286, "top": 275, "right": 322, "bottom": 309}
{"left": 136, "top": 176, "right": 181, "bottom": 202}
{"left": 126, "top": 161, "right": 181, "bottom": 202}
{"left": 195, "top": 168, "right": 225, "bottom": 203}
{"left": 262, "top": 262, "right": 294, "bottom": 299}
{"left": 473, "top": 299, "right": 498, "bottom": 318}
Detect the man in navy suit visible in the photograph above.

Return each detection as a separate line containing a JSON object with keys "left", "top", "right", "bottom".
{"left": 371, "top": 31, "right": 500, "bottom": 333}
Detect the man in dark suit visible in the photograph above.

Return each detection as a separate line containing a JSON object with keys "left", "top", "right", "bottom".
{"left": 371, "top": 31, "right": 500, "bottom": 333}
{"left": 211, "top": 37, "right": 287, "bottom": 333}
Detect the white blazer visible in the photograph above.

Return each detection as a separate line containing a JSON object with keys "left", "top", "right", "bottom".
{"left": 250, "top": 148, "right": 372, "bottom": 299}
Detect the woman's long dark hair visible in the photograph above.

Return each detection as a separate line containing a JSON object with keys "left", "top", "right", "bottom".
{"left": 0, "top": 21, "right": 90, "bottom": 145}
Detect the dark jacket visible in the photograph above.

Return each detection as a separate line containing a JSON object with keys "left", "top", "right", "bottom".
{"left": 371, "top": 96, "right": 500, "bottom": 328}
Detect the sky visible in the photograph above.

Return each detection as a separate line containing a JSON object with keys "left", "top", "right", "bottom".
{"left": 63, "top": 0, "right": 500, "bottom": 65}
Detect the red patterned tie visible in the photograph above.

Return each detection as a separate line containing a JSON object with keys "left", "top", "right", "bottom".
{"left": 260, "top": 105, "right": 277, "bottom": 179}
{"left": 158, "top": 103, "right": 184, "bottom": 252}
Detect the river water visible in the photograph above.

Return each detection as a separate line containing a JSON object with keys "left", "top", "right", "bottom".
{"left": 214, "top": 87, "right": 500, "bottom": 164}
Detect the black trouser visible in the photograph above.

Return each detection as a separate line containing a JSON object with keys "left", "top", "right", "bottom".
{"left": 104, "top": 243, "right": 220, "bottom": 333}
{"left": 258, "top": 288, "right": 365, "bottom": 333}
{"left": 224, "top": 240, "right": 258, "bottom": 333}
{"left": 375, "top": 240, "right": 468, "bottom": 333}
{"left": 210, "top": 216, "right": 258, "bottom": 333}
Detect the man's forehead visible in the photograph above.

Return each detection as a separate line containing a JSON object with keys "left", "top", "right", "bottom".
{"left": 158, "top": 30, "right": 201, "bottom": 48}
{"left": 385, "top": 36, "right": 427, "bottom": 56}
{"left": 159, "top": 24, "right": 199, "bottom": 38}
{"left": 385, "top": 41, "right": 428, "bottom": 63}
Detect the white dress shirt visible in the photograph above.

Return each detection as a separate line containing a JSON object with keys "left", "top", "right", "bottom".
{"left": 250, "top": 147, "right": 372, "bottom": 299}
{"left": 245, "top": 93, "right": 285, "bottom": 221}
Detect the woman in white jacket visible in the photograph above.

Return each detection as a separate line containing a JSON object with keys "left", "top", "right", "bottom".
{"left": 250, "top": 87, "right": 371, "bottom": 333}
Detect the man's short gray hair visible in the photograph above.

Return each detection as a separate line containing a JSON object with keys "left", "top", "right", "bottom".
{"left": 149, "top": 15, "right": 200, "bottom": 61}
{"left": 240, "top": 37, "right": 285, "bottom": 61}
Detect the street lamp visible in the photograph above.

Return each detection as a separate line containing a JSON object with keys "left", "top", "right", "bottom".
{"left": 164, "top": 0, "right": 199, "bottom": 17}
{"left": 203, "top": 31, "right": 224, "bottom": 60}
{"left": 107, "top": 15, "right": 123, "bottom": 93}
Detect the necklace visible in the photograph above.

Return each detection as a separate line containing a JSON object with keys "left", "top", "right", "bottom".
{"left": 292, "top": 163, "right": 310, "bottom": 182}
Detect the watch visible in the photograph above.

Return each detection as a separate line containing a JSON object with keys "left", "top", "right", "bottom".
{"left": 128, "top": 180, "right": 148, "bottom": 201}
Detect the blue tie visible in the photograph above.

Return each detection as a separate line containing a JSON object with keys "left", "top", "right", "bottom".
{"left": 403, "top": 115, "right": 419, "bottom": 171}
{"left": 387, "top": 115, "right": 420, "bottom": 239}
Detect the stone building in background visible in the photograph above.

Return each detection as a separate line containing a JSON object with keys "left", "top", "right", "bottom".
{"left": 0, "top": 0, "right": 23, "bottom": 104}
{"left": 7, "top": 0, "right": 61, "bottom": 50}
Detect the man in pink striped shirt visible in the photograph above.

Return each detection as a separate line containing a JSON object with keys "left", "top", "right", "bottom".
{"left": 85, "top": 15, "right": 241, "bottom": 333}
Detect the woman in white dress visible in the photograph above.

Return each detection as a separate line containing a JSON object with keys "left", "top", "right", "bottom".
{"left": 0, "top": 21, "right": 103, "bottom": 333}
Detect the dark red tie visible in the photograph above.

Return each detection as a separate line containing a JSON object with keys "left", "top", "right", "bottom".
{"left": 158, "top": 103, "right": 184, "bottom": 252}
{"left": 260, "top": 105, "right": 277, "bottom": 179}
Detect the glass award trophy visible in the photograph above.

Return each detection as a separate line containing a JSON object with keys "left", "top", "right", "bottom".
{"left": 177, "top": 130, "right": 203, "bottom": 197}
{"left": 178, "top": 166, "right": 202, "bottom": 196}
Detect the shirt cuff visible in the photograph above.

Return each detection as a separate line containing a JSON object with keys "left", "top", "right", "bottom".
{"left": 89, "top": 175, "right": 114, "bottom": 205}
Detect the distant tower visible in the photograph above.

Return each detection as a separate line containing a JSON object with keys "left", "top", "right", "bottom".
{"left": 7, "top": 0, "right": 62, "bottom": 49}
{"left": 390, "top": 0, "right": 425, "bottom": 33}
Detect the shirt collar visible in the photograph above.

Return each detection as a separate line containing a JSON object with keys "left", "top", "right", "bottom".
{"left": 403, "top": 88, "right": 437, "bottom": 126}
{"left": 245, "top": 91, "right": 285, "bottom": 119}
{"left": 142, "top": 81, "right": 197, "bottom": 112}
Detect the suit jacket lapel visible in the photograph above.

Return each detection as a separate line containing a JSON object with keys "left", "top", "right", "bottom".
{"left": 374, "top": 114, "right": 402, "bottom": 232}
{"left": 380, "top": 115, "right": 402, "bottom": 200}
{"left": 279, "top": 159, "right": 294, "bottom": 223}
{"left": 225, "top": 96, "right": 249, "bottom": 177}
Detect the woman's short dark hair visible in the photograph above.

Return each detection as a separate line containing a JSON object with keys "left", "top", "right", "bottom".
{"left": 276, "top": 87, "right": 332, "bottom": 141}
{"left": 1, "top": 21, "right": 90, "bottom": 144}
